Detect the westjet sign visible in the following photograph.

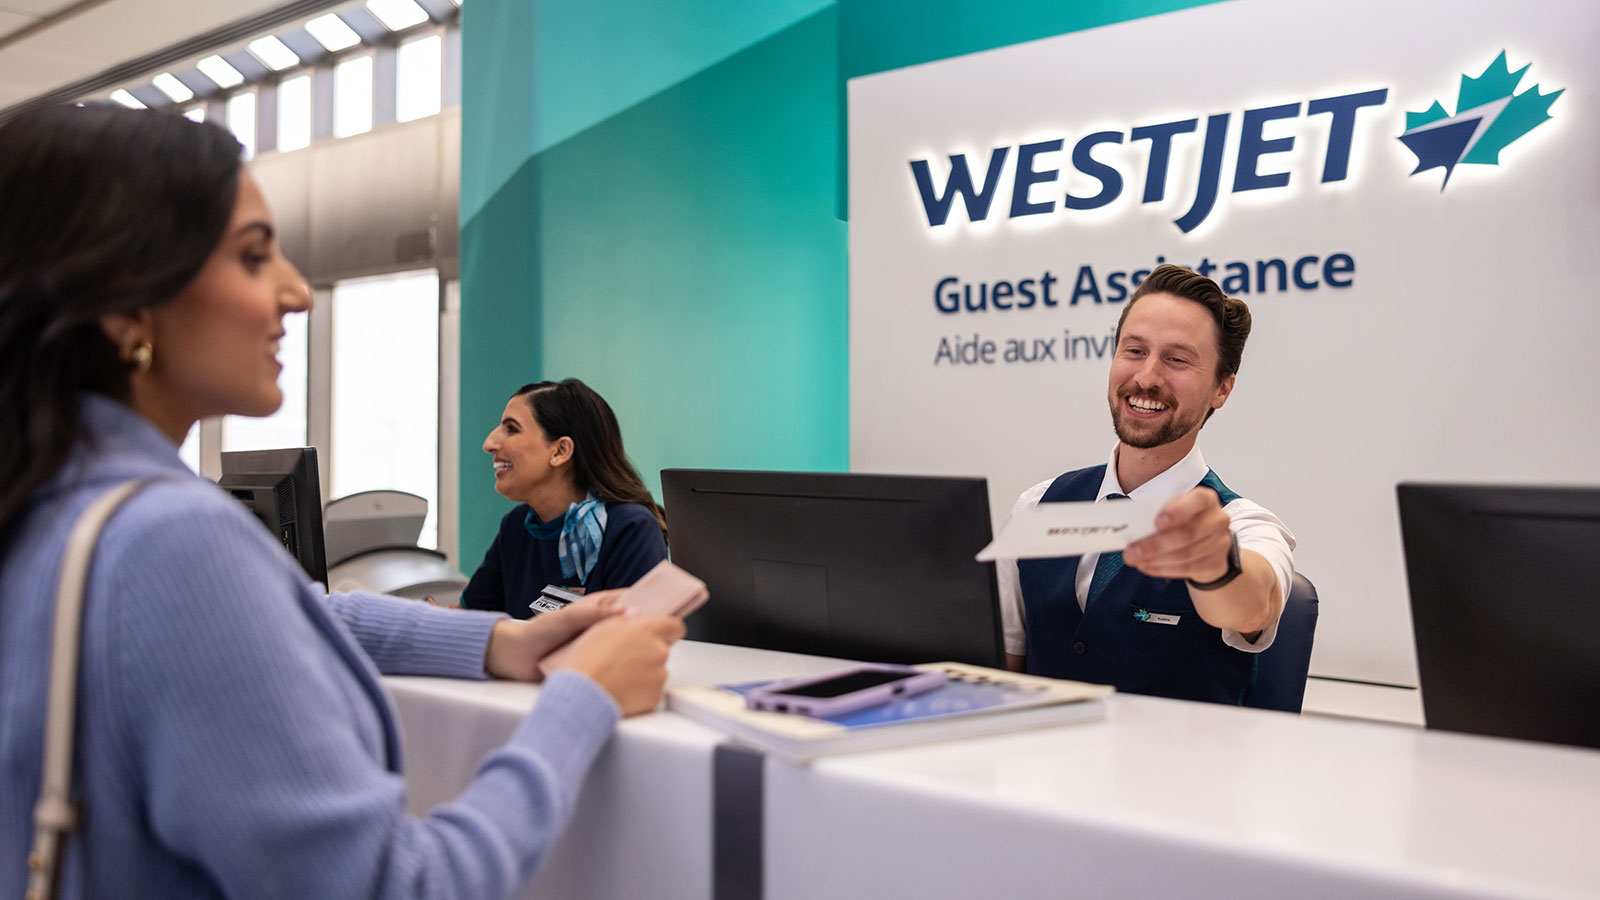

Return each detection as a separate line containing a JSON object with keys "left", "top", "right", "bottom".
{"left": 909, "top": 50, "right": 1563, "bottom": 236}
{"left": 909, "top": 88, "right": 1389, "bottom": 234}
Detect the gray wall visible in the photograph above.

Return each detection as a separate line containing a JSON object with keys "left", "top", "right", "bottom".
{"left": 250, "top": 106, "right": 460, "bottom": 285}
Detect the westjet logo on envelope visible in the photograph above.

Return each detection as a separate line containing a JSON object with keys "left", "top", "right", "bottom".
{"left": 976, "top": 497, "right": 1163, "bottom": 561}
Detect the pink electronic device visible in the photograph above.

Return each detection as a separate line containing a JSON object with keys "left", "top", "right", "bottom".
{"left": 744, "top": 664, "right": 947, "bottom": 717}
{"left": 537, "top": 560, "right": 708, "bottom": 676}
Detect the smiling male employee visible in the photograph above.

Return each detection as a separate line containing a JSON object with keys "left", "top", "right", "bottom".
{"left": 997, "top": 264, "right": 1295, "bottom": 705}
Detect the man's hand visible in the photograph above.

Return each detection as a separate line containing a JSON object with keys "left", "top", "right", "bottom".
{"left": 1122, "top": 488, "right": 1232, "bottom": 582}
{"left": 1123, "top": 488, "right": 1281, "bottom": 635}
{"left": 484, "top": 591, "right": 624, "bottom": 682}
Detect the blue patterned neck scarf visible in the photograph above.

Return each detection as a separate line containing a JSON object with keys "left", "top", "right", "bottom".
{"left": 524, "top": 493, "right": 608, "bottom": 586}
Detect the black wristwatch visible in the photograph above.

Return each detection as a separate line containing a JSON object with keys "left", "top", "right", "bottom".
{"left": 1187, "top": 531, "right": 1242, "bottom": 591}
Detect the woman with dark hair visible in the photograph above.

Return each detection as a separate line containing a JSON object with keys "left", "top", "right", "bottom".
{"left": 0, "top": 104, "right": 681, "bottom": 900}
{"left": 462, "top": 379, "right": 669, "bottom": 617}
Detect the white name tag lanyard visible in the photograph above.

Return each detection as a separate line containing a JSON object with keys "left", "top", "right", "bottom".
{"left": 977, "top": 496, "right": 1164, "bottom": 561}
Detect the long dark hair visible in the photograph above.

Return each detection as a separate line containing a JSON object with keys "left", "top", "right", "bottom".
{"left": 0, "top": 104, "right": 243, "bottom": 538}
{"left": 517, "top": 379, "right": 667, "bottom": 540}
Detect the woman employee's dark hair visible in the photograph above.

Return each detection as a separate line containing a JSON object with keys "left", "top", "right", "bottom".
{"left": 0, "top": 104, "right": 243, "bottom": 541}
{"left": 516, "top": 379, "right": 668, "bottom": 540}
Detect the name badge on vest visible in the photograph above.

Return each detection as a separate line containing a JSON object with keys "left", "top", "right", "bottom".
{"left": 1133, "top": 609, "right": 1181, "bottom": 626}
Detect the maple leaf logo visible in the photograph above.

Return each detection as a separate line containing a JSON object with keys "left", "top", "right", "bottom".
{"left": 1398, "top": 51, "right": 1564, "bottom": 190}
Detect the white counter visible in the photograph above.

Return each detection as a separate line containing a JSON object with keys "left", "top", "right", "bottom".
{"left": 1302, "top": 675, "right": 1425, "bottom": 726}
{"left": 387, "top": 641, "right": 1600, "bottom": 900}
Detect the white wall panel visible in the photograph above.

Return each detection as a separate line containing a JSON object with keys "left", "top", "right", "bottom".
{"left": 849, "top": 0, "right": 1599, "bottom": 684}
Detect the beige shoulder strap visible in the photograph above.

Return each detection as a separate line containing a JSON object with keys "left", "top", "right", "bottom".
{"left": 26, "top": 479, "right": 151, "bottom": 900}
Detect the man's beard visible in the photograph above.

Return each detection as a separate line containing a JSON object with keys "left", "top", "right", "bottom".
{"left": 1109, "top": 387, "right": 1205, "bottom": 449}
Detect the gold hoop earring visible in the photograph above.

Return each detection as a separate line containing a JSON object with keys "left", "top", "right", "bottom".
{"left": 125, "top": 342, "right": 153, "bottom": 375}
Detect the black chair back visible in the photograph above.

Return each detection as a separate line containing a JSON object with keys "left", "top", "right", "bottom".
{"left": 1244, "top": 572, "right": 1319, "bottom": 712}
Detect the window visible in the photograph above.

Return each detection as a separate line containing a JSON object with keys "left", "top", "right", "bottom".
{"left": 395, "top": 34, "right": 442, "bottom": 123}
{"left": 333, "top": 54, "right": 374, "bottom": 138}
{"left": 184, "top": 106, "right": 205, "bottom": 123}
{"left": 196, "top": 55, "right": 244, "bottom": 89}
{"left": 330, "top": 271, "right": 439, "bottom": 548}
{"left": 227, "top": 90, "right": 256, "bottom": 160}
{"left": 277, "top": 74, "right": 312, "bottom": 152}
{"left": 247, "top": 36, "right": 300, "bottom": 72}
{"left": 152, "top": 72, "right": 193, "bottom": 104}
{"left": 306, "top": 14, "right": 361, "bottom": 52}
{"left": 222, "top": 309, "right": 309, "bottom": 452}
{"left": 366, "top": 0, "right": 429, "bottom": 31}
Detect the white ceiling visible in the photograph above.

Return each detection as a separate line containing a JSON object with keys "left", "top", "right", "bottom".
{"left": 0, "top": 11, "right": 37, "bottom": 37}
{"left": 0, "top": 0, "right": 287, "bottom": 109}
{"left": 0, "top": 0, "right": 78, "bottom": 16}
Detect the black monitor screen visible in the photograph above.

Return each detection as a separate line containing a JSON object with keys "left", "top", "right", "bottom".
{"left": 661, "top": 469, "right": 1002, "bottom": 668}
{"left": 219, "top": 447, "right": 327, "bottom": 587}
{"left": 1398, "top": 483, "right": 1600, "bottom": 750}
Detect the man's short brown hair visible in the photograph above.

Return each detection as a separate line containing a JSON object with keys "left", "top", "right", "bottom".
{"left": 1114, "top": 264, "right": 1252, "bottom": 380}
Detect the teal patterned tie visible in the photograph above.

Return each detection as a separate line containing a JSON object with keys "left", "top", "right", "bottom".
{"left": 1085, "top": 493, "right": 1130, "bottom": 606}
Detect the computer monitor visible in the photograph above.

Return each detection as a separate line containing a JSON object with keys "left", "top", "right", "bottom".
{"left": 1397, "top": 483, "right": 1600, "bottom": 750}
{"left": 661, "top": 469, "right": 1003, "bottom": 667}
{"left": 219, "top": 447, "right": 328, "bottom": 587}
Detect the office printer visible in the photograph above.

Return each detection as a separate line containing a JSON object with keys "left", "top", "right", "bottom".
{"left": 325, "top": 490, "right": 469, "bottom": 605}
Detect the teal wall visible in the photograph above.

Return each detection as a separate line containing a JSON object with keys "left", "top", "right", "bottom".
{"left": 458, "top": 0, "right": 1223, "bottom": 563}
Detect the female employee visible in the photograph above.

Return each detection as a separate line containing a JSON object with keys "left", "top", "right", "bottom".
{"left": 462, "top": 379, "right": 669, "bottom": 617}
{"left": 0, "top": 104, "right": 682, "bottom": 900}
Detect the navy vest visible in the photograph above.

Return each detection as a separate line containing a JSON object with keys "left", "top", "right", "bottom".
{"left": 1016, "top": 465, "right": 1258, "bottom": 705}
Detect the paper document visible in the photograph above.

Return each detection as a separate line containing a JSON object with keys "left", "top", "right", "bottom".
{"left": 976, "top": 497, "right": 1163, "bottom": 561}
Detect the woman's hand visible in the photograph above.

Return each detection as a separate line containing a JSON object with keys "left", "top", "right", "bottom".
{"left": 557, "top": 615, "right": 685, "bottom": 716}
{"left": 483, "top": 591, "right": 624, "bottom": 682}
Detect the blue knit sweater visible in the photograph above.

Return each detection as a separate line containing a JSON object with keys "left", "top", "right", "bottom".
{"left": 0, "top": 395, "right": 621, "bottom": 899}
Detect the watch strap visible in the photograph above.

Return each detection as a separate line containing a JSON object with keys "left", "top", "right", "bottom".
{"left": 1187, "top": 530, "right": 1242, "bottom": 591}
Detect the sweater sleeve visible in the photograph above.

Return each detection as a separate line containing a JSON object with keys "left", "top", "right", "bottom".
{"left": 324, "top": 590, "right": 501, "bottom": 679}
{"left": 595, "top": 505, "right": 668, "bottom": 589}
{"left": 106, "top": 492, "right": 620, "bottom": 900}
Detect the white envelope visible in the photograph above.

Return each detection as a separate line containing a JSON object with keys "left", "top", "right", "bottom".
{"left": 976, "top": 497, "right": 1164, "bottom": 561}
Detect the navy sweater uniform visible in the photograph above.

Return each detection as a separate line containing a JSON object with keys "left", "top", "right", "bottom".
{"left": 998, "top": 446, "right": 1295, "bottom": 706}
{"left": 461, "top": 502, "right": 667, "bottom": 618}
